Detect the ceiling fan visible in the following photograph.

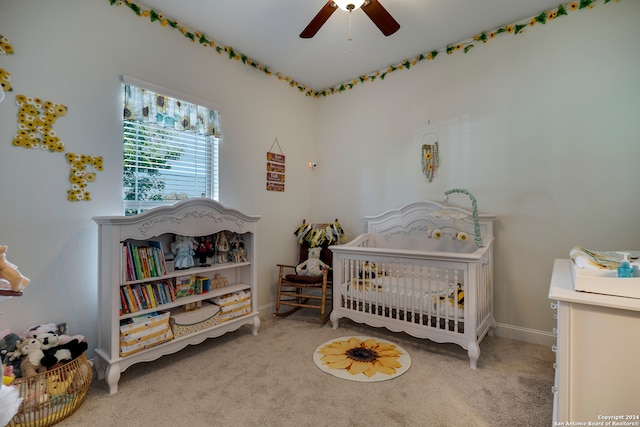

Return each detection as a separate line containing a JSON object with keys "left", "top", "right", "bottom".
{"left": 300, "top": 0, "right": 400, "bottom": 39}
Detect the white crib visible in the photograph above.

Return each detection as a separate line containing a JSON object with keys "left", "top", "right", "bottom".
{"left": 329, "top": 200, "right": 496, "bottom": 369}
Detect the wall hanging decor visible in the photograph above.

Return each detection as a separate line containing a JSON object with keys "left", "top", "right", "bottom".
{"left": 12, "top": 94, "right": 67, "bottom": 152}
{"left": 421, "top": 132, "right": 440, "bottom": 183}
{"left": 266, "top": 137, "right": 285, "bottom": 192}
{"left": 66, "top": 153, "right": 104, "bottom": 202}
{"left": 1, "top": 34, "right": 104, "bottom": 203}
{"left": 1, "top": 35, "right": 14, "bottom": 104}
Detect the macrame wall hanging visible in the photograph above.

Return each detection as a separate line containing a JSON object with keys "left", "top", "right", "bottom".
{"left": 421, "top": 132, "right": 440, "bottom": 183}
{"left": 266, "top": 137, "right": 285, "bottom": 192}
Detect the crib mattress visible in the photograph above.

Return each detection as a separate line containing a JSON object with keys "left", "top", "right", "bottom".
{"left": 341, "top": 276, "right": 464, "bottom": 319}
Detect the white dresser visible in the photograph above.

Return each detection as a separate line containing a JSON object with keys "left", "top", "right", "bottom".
{"left": 549, "top": 259, "right": 640, "bottom": 425}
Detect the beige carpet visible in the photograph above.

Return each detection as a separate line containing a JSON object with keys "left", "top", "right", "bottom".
{"left": 55, "top": 312, "right": 554, "bottom": 427}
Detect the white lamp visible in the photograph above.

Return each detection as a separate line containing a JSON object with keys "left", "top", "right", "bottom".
{"left": 333, "top": 0, "right": 366, "bottom": 11}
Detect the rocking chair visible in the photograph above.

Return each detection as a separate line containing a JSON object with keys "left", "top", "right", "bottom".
{"left": 274, "top": 220, "right": 343, "bottom": 324}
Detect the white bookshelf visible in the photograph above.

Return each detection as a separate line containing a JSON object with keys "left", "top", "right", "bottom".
{"left": 93, "top": 198, "right": 260, "bottom": 394}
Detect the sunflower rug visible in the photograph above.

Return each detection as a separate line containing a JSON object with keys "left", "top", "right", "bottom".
{"left": 313, "top": 336, "right": 411, "bottom": 382}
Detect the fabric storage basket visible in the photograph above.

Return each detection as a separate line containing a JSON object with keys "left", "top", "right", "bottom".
{"left": 8, "top": 353, "right": 92, "bottom": 427}
{"left": 211, "top": 290, "right": 251, "bottom": 322}
{"left": 119, "top": 311, "right": 173, "bottom": 356}
{"left": 169, "top": 304, "right": 221, "bottom": 338}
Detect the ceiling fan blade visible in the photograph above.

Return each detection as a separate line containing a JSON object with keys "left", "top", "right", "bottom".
{"left": 361, "top": 0, "right": 400, "bottom": 36}
{"left": 300, "top": 1, "right": 338, "bottom": 38}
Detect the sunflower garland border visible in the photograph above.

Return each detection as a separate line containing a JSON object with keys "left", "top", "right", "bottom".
{"left": 109, "top": 0, "right": 620, "bottom": 98}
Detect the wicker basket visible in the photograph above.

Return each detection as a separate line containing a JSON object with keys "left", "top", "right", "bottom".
{"left": 8, "top": 353, "right": 92, "bottom": 427}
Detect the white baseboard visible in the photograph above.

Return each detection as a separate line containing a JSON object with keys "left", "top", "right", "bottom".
{"left": 493, "top": 322, "right": 556, "bottom": 347}
{"left": 263, "top": 302, "right": 557, "bottom": 347}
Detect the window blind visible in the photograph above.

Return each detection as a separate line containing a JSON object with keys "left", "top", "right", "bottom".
{"left": 123, "top": 120, "right": 218, "bottom": 214}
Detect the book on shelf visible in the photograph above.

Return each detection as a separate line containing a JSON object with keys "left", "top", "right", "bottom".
{"left": 175, "top": 276, "right": 194, "bottom": 298}
{"left": 174, "top": 275, "right": 210, "bottom": 298}
{"left": 123, "top": 240, "right": 169, "bottom": 282}
{"left": 148, "top": 241, "right": 168, "bottom": 275}
{"left": 123, "top": 285, "right": 138, "bottom": 312}
{"left": 194, "top": 276, "right": 210, "bottom": 294}
{"left": 145, "top": 284, "right": 157, "bottom": 308}
{"left": 120, "top": 280, "right": 181, "bottom": 314}
{"left": 140, "top": 285, "right": 152, "bottom": 309}
{"left": 162, "top": 282, "right": 172, "bottom": 303}
{"left": 133, "top": 285, "right": 146, "bottom": 310}
{"left": 119, "top": 288, "right": 129, "bottom": 315}
{"left": 119, "top": 311, "right": 168, "bottom": 328}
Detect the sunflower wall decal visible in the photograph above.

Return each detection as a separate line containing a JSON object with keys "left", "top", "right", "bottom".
{"left": 3, "top": 36, "right": 104, "bottom": 202}
{"left": 0, "top": 68, "right": 12, "bottom": 94}
{"left": 13, "top": 94, "right": 67, "bottom": 152}
{"left": 0, "top": 34, "right": 14, "bottom": 55}
{"left": 66, "top": 152, "right": 104, "bottom": 202}
{"left": 313, "top": 336, "right": 411, "bottom": 382}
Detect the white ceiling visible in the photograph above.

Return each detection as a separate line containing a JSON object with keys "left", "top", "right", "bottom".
{"left": 137, "top": 0, "right": 566, "bottom": 91}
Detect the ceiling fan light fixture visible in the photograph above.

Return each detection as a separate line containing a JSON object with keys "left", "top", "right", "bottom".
{"left": 333, "top": 0, "right": 366, "bottom": 12}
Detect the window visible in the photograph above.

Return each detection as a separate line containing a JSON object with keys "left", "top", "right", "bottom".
{"left": 121, "top": 77, "right": 221, "bottom": 215}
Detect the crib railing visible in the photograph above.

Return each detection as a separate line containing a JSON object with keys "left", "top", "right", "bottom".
{"left": 340, "top": 256, "right": 467, "bottom": 332}
{"left": 330, "top": 234, "right": 494, "bottom": 343}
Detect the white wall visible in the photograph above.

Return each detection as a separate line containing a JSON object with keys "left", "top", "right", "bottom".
{"left": 1, "top": 0, "right": 638, "bottom": 354}
{"left": 313, "top": 0, "right": 640, "bottom": 344}
{"left": 0, "top": 0, "right": 316, "bottom": 351}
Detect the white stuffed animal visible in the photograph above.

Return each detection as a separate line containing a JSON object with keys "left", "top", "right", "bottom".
{"left": 295, "top": 247, "right": 329, "bottom": 277}
{"left": 0, "top": 245, "right": 29, "bottom": 292}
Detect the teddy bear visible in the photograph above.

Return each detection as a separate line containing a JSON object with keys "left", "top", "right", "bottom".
{"left": 295, "top": 247, "right": 329, "bottom": 277}
{"left": 0, "top": 245, "right": 30, "bottom": 292}
{"left": 11, "top": 338, "right": 46, "bottom": 378}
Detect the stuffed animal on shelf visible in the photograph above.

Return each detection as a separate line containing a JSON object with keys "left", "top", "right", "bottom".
{"left": 171, "top": 235, "right": 196, "bottom": 270}
{"left": 0, "top": 245, "right": 30, "bottom": 292}
{"left": 295, "top": 247, "right": 329, "bottom": 277}
{"left": 195, "top": 235, "right": 215, "bottom": 267}
{"left": 229, "top": 234, "right": 247, "bottom": 263}
{"left": 215, "top": 231, "right": 229, "bottom": 263}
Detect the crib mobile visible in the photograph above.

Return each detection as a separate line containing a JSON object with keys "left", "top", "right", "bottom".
{"left": 427, "top": 188, "right": 484, "bottom": 248}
